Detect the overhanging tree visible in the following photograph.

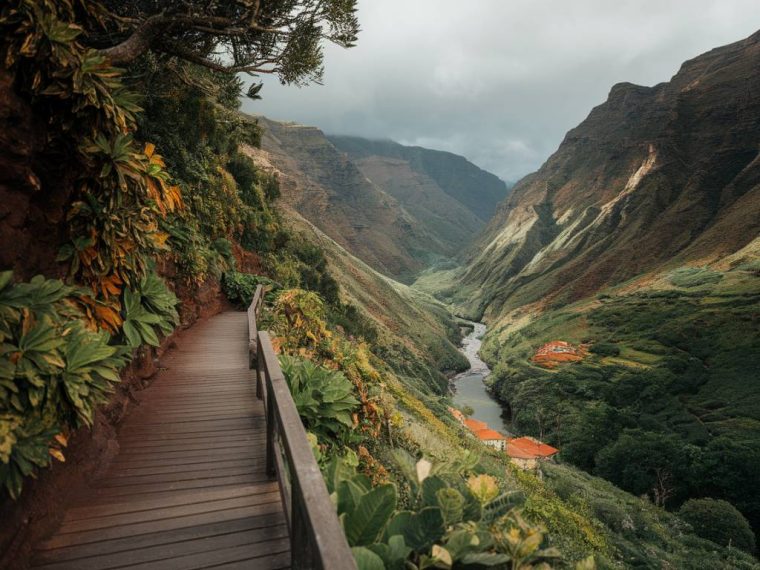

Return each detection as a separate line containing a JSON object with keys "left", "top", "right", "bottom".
{"left": 86, "top": 0, "right": 359, "bottom": 90}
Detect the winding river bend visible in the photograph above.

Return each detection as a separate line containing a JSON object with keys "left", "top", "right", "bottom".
{"left": 452, "top": 323, "right": 512, "bottom": 435}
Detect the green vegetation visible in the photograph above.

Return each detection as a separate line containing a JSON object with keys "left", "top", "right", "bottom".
{"left": 121, "top": 272, "right": 179, "bottom": 348}
{"left": 481, "top": 263, "right": 760, "bottom": 554}
{"left": 280, "top": 356, "right": 359, "bottom": 446}
{"left": 0, "top": 272, "right": 129, "bottom": 498}
{"left": 325, "top": 450, "right": 572, "bottom": 570}
{"left": 679, "top": 498, "right": 755, "bottom": 554}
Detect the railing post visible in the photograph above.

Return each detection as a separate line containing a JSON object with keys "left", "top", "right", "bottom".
{"left": 265, "top": 366, "right": 276, "bottom": 479}
{"left": 291, "top": 482, "right": 318, "bottom": 570}
{"left": 256, "top": 336, "right": 264, "bottom": 400}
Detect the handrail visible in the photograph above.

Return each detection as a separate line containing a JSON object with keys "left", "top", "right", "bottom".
{"left": 248, "top": 285, "right": 357, "bottom": 570}
{"left": 247, "top": 284, "right": 264, "bottom": 370}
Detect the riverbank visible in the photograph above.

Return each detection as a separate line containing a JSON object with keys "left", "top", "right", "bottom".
{"left": 451, "top": 322, "right": 512, "bottom": 435}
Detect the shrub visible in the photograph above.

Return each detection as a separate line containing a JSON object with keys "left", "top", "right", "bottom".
{"left": 121, "top": 272, "right": 179, "bottom": 348}
{"left": 279, "top": 356, "right": 359, "bottom": 444}
{"left": 221, "top": 272, "right": 280, "bottom": 309}
{"left": 678, "top": 498, "right": 755, "bottom": 554}
{"left": 0, "top": 272, "right": 129, "bottom": 498}
{"left": 323, "top": 451, "right": 566, "bottom": 570}
{"left": 589, "top": 343, "right": 620, "bottom": 357}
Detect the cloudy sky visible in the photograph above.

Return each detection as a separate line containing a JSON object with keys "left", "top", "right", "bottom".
{"left": 241, "top": 1, "right": 760, "bottom": 182}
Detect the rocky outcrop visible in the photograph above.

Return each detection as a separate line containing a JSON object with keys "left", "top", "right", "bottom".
{"left": 462, "top": 30, "right": 760, "bottom": 319}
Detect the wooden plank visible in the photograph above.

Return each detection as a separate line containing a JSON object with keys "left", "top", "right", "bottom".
{"left": 108, "top": 458, "right": 259, "bottom": 478}
{"left": 84, "top": 474, "right": 273, "bottom": 498}
{"left": 39, "top": 500, "right": 285, "bottom": 550}
{"left": 210, "top": 551, "right": 291, "bottom": 570}
{"left": 95, "top": 466, "right": 267, "bottom": 488}
{"left": 58, "top": 491, "right": 281, "bottom": 534}
{"left": 34, "top": 513, "right": 287, "bottom": 563}
{"left": 32, "top": 525, "right": 289, "bottom": 570}
{"left": 63, "top": 484, "right": 279, "bottom": 522}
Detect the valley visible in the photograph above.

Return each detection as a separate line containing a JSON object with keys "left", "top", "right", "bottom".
{"left": 1, "top": 4, "right": 759, "bottom": 569}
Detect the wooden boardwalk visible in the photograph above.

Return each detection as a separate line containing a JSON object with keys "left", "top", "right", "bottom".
{"left": 31, "top": 312, "right": 290, "bottom": 570}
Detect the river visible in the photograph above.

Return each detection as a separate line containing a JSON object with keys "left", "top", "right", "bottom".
{"left": 451, "top": 322, "right": 512, "bottom": 435}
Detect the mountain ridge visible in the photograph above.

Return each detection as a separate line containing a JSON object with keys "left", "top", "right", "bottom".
{"left": 248, "top": 116, "right": 508, "bottom": 281}
{"left": 458, "top": 29, "right": 760, "bottom": 319}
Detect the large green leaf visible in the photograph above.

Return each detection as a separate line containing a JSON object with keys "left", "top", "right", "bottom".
{"left": 351, "top": 547, "right": 385, "bottom": 570}
{"left": 400, "top": 507, "right": 445, "bottom": 552}
{"left": 436, "top": 488, "right": 465, "bottom": 526}
{"left": 344, "top": 484, "right": 397, "bottom": 546}
{"left": 421, "top": 475, "right": 446, "bottom": 508}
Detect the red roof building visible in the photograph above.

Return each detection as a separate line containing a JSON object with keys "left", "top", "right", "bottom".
{"left": 463, "top": 418, "right": 488, "bottom": 432}
{"left": 474, "top": 428, "right": 507, "bottom": 451}
{"left": 506, "top": 436, "right": 559, "bottom": 469}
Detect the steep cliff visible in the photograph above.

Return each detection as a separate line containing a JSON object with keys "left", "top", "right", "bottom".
{"left": 460, "top": 30, "right": 760, "bottom": 319}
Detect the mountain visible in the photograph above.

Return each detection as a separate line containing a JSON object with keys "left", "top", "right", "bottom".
{"left": 457, "top": 30, "right": 760, "bottom": 319}
{"left": 328, "top": 136, "right": 509, "bottom": 222}
{"left": 440, "top": 30, "right": 760, "bottom": 547}
{"left": 250, "top": 118, "right": 505, "bottom": 281}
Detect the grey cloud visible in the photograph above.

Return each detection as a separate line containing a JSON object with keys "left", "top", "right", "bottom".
{"left": 241, "top": 0, "right": 760, "bottom": 182}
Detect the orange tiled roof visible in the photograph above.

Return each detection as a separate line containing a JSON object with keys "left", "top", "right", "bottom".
{"left": 464, "top": 418, "right": 488, "bottom": 432}
{"left": 474, "top": 428, "right": 507, "bottom": 441}
{"left": 506, "top": 437, "right": 559, "bottom": 459}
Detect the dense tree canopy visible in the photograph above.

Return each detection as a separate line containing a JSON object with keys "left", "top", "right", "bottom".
{"left": 679, "top": 498, "right": 756, "bottom": 554}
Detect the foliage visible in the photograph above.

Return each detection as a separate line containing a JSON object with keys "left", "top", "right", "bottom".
{"left": 94, "top": 1, "right": 359, "bottom": 84}
{"left": 669, "top": 267, "right": 723, "bottom": 288}
{"left": 594, "top": 429, "right": 690, "bottom": 507}
{"left": 280, "top": 356, "right": 359, "bottom": 445}
{"left": 588, "top": 343, "right": 619, "bottom": 357}
{"left": 0, "top": 272, "right": 129, "bottom": 498}
{"left": 484, "top": 267, "right": 760, "bottom": 542}
{"left": 269, "top": 288, "right": 384, "bottom": 439}
{"left": 324, "top": 450, "right": 570, "bottom": 570}
{"left": 120, "top": 271, "right": 179, "bottom": 348}
{"left": 679, "top": 498, "right": 756, "bottom": 554}
{"left": 1, "top": 0, "right": 183, "bottom": 316}
{"left": 221, "top": 272, "right": 280, "bottom": 309}
{"left": 134, "top": 57, "right": 286, "bottom": 285}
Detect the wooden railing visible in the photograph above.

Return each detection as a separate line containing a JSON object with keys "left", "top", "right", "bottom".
{"left": 247, "top": 285, "right": 357, "bottom": 570}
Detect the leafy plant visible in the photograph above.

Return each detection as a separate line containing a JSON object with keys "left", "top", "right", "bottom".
{"left": 121, "top": 272, "right": 179, "bottom": 348}
{"left": 323, "top": 450, "right": 567, "bottom": 570}
{"left": 0, "top": 272, "right": 128, "bottom": 498}
{"left": 221, "top": 272, "right": 280, "bottom": 309}
{"left": 1, "top": 0, "right": 182, "bottom": 319}
{"left": 279, "top": 355, "right": 359, "bottom": 444}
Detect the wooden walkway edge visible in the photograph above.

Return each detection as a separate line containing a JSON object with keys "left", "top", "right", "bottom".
{"left": 30, "top": 312, "right": 290, "bottom": 570}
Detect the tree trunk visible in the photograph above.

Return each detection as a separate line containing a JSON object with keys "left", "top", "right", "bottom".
{"left": 100, "top": 16, "right": 168, "bottom": 65}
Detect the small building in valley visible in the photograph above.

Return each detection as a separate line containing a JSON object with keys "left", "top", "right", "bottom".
{"left": 506, "top": 436, "right": 559, "bottom": 470}
{"left": 474, "top": 428, "right": 508, "bottom": 451}
{"left": 463, "top": 418, "right": 488, "bottom": 433}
